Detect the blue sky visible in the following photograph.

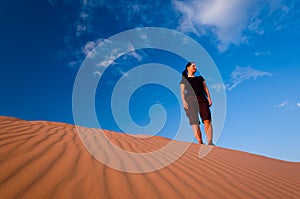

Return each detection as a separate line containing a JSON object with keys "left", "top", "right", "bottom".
{"left": 1, "top": 0, "right": 300, "bottom": 162}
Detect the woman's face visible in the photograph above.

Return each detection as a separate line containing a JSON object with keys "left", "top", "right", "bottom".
{"left": 187, "top": 63, "right": 197, "bottom": 73}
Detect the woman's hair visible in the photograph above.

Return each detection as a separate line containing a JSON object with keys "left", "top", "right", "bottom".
{"left": 182, "top": 62, "right": 194, "bottom": 78}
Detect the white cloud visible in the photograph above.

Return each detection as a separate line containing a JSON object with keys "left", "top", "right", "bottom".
{"left": 274, "top": 99, "right": 300, "bottom": 109}
{"left": 67, "top": 60, "right": 82, "bottom": 68}
{"left": 173, "top": 0, "right": 253, "bottom": 51}
{"left": 275, "top": 99, "right": 289, "bottom": 108}
{"left": 127, "top": 44, "right": 142, "bottom": 61}
{"left": 210, "top": 83, "right": 226, "bottom": 93}
{"left": 94, "top": 71, "right": 102, "bottom": 77}
{"left": 119, "top": 70, "right": 129, "bottom": 78}
{"left": 58, "top": 0, "right": 294, "bottom": 68}
{"left": 254, "top": 51, "right": 271, "bottom": 56}
{"left": 97, "top": 43, "right": 143, "bottom": 68}
{"left": 76, "top": 25, "right": 87, "bottom": 36}
{"left": 172, "top": 0, "right": 289, "bottom": 52}
{"left": 227, "top": 66, "right": 271, "bottom": 90}
{"left": 97, "top": 48, "right": 123, "bottom": 68}
{"left": 82, "top": 39, "right": 105, "bottom": 57}
{"left": 82, "top": 41, "right": 96, "bottom": 56}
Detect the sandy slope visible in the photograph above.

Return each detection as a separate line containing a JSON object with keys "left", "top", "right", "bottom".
{"left": 0, "top": 116, "right": 299, "bottom": 199}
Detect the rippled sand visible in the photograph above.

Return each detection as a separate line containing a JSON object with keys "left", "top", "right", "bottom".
{"left": 0, "top": 116, "right": 299, "bottom": 199}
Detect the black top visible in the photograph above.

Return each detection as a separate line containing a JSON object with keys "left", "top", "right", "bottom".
{"left": 180, "top": 76, "right": 207, "bottom": 98}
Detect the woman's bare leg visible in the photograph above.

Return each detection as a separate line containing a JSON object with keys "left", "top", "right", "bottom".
{"left": 203, "top": 120, "right": 213, "bottom": 145}
{"left": 192, "top": 124, "right": 203, "bottom": 144}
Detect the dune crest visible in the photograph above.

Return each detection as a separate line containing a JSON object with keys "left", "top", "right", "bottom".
{"left": 0, "top": 116, "right": 299, "bottom": 199}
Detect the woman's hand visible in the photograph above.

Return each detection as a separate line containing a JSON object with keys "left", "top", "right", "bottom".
{"left": 208, "top": 98, "right": 212, "bottom": 107}
{"left": 183, "top": 100, "right": 189, "bottom": 109}
{"left": 203, "top": 81, "right": 212, "bottom": 107}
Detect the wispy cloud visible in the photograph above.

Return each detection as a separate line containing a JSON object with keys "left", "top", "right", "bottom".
{"left": 227, "top": 66, "right": 271, "bottom": 90}
{"left": 254, "top": 51, "right": 271, "bottom": 56}
{"left": 82, "top": 39, "right": 104, "bottom": 57}
{"left": 94, "top": 71, "right": 102, "bottom": 77}
{"left": 97, "top": 48, "right": 123, "bottom": 68}
{"left": 96, "top": 44, "right": 143, "bottom": 68}
{"left": 210, "top": 83, "right": 226, "bottom": 93}
{"left": 55, "top": 0, "right": 295, "bottom": 67}
{"left": 127, "top": 44, "right": 143, "bottom": 61}
{"left": 70, "top": 0, "right": 176, "bottom": 37}
{"left": 275, "top": 99, "right": 300, "bottom": 109}
{"left": 94, "top": 43, "right": 144, "bottom": 77}
{"left": 275, "top": 99, "right": 289, "bottom": 108}
{"left": 172, "top": 0, "right": 290, "bottom": 52}
{"left": 58, "top": 0, "right": 175, "bottom": 69}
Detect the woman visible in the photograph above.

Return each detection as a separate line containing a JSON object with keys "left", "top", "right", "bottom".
{"left": 180, "top": 62, "right": 214, "bottom": 145}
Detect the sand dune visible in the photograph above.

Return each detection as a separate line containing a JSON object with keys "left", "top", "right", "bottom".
{"left": 0, "top": 116, "right": 300, "bottom": 199}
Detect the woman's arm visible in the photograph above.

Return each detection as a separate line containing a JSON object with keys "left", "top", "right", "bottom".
{"left": 203, "top": 81, "right": 212, "bottom": 106}
{"left": 180, "top": 84, "right": 188, "bottom": 109}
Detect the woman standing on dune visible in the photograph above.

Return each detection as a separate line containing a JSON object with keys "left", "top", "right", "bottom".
{"left": 180, "top": 62, "right": 214, "bottom": 145}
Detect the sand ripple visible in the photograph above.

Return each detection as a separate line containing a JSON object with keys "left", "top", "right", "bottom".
{"left": 0, "top": 116, "right": 300, "bottom": 199}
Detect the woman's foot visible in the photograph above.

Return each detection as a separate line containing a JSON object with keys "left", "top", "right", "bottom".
{"left": 208, "top": 142, "right": 215, "bottom": 146}
{"left": 197, "top": 140, "right": 204, "bottom": 144}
